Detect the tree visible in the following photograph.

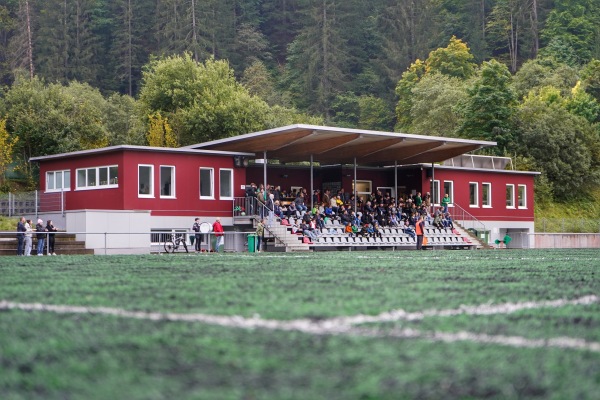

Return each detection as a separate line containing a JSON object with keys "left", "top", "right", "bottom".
{"left": 511, "top": 58, "right": 579, "bottom": 99}
{"left": 540, "top": 1, "right": 600, "bottom": 66}
{"left": 138, "top": 54, "right": 270, "bottom": 145}
{"left": 581, "top": 59, "right": 600, "bottom": 103}
{"left": 284, "top": 0, "right": 350, "bottom": 119}
{"left": 425, "top": 36, "right": 476, "bottom": 79}
{"left": 515, "top": 89, "right": 600, "bottom": 199}
{"left": 409, "top": 73, "right": 468, "bottom": 137}
{"left": 394, "top": 59, "right": 426, "bottom": 130}
{"left": 147, "top": 112, "right": 177, "bottom": 147}
{"left": 0, "top": 118, "right": 18, "bottom": 187}
{"left": 458, "top": 59, "right": 517, "bottom": 152}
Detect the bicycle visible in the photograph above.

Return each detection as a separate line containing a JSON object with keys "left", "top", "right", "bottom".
{"left": 164, "top": 233, "right": 189, "bottom": 253}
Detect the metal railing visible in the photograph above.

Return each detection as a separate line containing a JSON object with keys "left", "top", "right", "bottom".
{"left": 0, "top": 230, "right": 257, "bottom": 255}
{"left": 450, "top": 202, "right": 486, "bottom": 233}
{"left": 536, "top": 218, "right": 600, "bottom": 233}
{"left": 0, "top": 190, "right": 66, "bottom": 217}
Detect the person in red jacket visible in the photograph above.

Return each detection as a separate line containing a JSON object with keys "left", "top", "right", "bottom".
{"left": 213, "top": 217, "right": 224, "bottom": 252}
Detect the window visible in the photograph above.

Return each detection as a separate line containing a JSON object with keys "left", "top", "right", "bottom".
{"left": 160, "top": 166, "right": 175, "bottom": 198}
{"left": 431, "top": 180, "right": 440, "bottom": 205}
{"left": 469, "top": 182, "right": 479, "bottom": 207}
{"left": 76, "top": 166, "right": 118, "bottom": 190}
{"left": 219, "top": 169, "right": 234, "bottom": 199}
{"left": 506, "top": 184, "right": 515, "bottom": 208}
{"left": 443, "top": 181, "right": 454, "bottom": 207}
{"left": 352, "top": 180, "right": 372, "bottom": 200}
{"left": 138, "top": 165, "right": 153, "bottom": 196}
{"left": 200, "top": 168, "right": 214, "bottom": 199}
{"left": 518, "top": 184, "right": 527, "bottom": 208}
{"left": 46, "top": 170, "right": 71, "bottom": 192}
{"left": 482, "top": 182, "right": 492, "bottom": 207}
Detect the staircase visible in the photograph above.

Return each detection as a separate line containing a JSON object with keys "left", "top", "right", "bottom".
{"left": 0, "top": 233, "right": 94, "bottom": 256}
{"left": 264, "top": 221, "right": 312, "bottom": 252}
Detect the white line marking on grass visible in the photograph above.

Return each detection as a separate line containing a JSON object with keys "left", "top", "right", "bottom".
{"left": 1, "top": 295, "right": 599, "bottom": 352}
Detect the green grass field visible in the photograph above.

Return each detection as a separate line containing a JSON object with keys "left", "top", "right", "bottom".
{"left": 1, "top": 249, "right": 599, "bottom": 399}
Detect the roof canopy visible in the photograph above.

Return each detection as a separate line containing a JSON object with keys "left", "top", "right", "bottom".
{"left": 187, "top": 125, "right": 496, "bottom": 167}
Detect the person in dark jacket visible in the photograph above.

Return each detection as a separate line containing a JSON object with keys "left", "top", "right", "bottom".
{"left": 16, "top": 216, "right": 26, "bottom": 255}
{"left": 35, "top": 219, "right": 47, "bottom": 256}
{"left": 46, "top": 220, "right": 58, "bottom": 255}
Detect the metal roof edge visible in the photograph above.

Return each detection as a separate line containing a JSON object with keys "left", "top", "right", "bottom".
{"left": 29, "top": 145, "right": 255, "bottom": 162}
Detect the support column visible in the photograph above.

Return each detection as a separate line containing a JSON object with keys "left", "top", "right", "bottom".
{"left": 263, "top": 151, "right": 267, "bottom": 189}
{"left": 394, "top": 161, "right": 398, "bottom": 199}
{"left": 310, "top": 154, "right": 314, "bottom": 210}
{"left": 353, "top": 157, "right": 357, "bottom": 213}
{"left": 430, "top": 162, "right": 435, "bottom": 215}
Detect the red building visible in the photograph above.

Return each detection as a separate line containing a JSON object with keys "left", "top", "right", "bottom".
{"left": 31, "top": 125, "right": 538, "bottom": 252}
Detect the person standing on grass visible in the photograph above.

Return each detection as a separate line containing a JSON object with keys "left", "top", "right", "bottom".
{"left": 191, "top": 218, "right": 201, "bottom": 252}
{"left": 415, "top": 214, "right": 425, "bottom": 250}
{"left": 16, "top": 216, "right": 26, "bottom": 255}
{"left": 35, "top": 219, "right": 47, "bottom": 256}
{"left": 255, "top": 219, "right": 265, "bottom": 252}
{"left": 24, "top": 219, "right": 33, "bottom": 256}
{"left": 46, "top": 220, "right": 58, "bottom": 255}
{"left": 213, "top": 217, "right": 224, "bottom": 252}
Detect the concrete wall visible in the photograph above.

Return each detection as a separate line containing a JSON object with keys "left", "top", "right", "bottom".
{"left": 531, "top": 234, "right": 600, "bottom": 249}
{"left": 66, "top": 210, "right": 151, "bottom": 254}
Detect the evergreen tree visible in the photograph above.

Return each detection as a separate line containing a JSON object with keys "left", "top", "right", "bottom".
{"left": 458, "top": 59, "right": 517, "bottom": 152}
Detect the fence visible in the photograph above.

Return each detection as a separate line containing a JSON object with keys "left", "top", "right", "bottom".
{"left": 0, "top": 191, "right": 65, "bottom": 218}
{"left": 1, "top": 230, "right": 255, "bottom": 255}
{"left": 536, "top": 218, "right": 600, "bottom": 233}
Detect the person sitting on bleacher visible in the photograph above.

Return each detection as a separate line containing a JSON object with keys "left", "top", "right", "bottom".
{"left": 344, "top": 222, "right": 354, "bottom": 237}
{"left": 443, "top": 212, "right": 454, "bottom": 229}
{"left": 404, "top": 222, "right": 416, "bottom": 239}
{"left": 286, "top": 201, "right": 298, "bottom": 218}
{"left": 388, "top": 213, "right": 400, "bottom": 227}
{"left": 273, "top": 200, "right": 283, "bottom": 219}
{"left": 340, "top": 209, "right": 351, "bottom": 225}
{"left": 372, "top": 222, "right": 383, "bottom": 238}
{"left": 294, "top": 193, "right": 307, "bottom": 215}
{"left": 433, "top": 212, "right": 445, "bottom": 230}
{"left": 358, "top": 224, "right": 370, "bottom": 238}
{"left": 314, "top": 213, "right": 325, "bottom": 229}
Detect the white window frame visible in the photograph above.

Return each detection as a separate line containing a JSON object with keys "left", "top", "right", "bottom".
{"left": 518, "top": 184, "right": 527, "bottom": 209}
{"left": 76, "top": 165, "right": 119, "bottom": 191}
{"left": 352, "top": 180, "right": 372, "bottom": 200}
{"left": 160, "top": 165, "right": 176, "bottom": 198}
{"left": 469, "top": 182, "right": 479, "bottom": 207}
{"left": 219, "top": 168, "right": 234, "bottom": 200}
{"left": 443, "top": 181, "right": 454, "bottom": 208}
{"left": 431, "top": 180, "right": 441, "bottom": 205}
{"left": 199, "top": 167, "right": 214, "bottom": 199}
{"left": 46, "top": 170, "right": 71, "bottom": 192}
{"left": 138, "top": 164, "right": 154, "bottom": 197}
{"left": 506, "top": 184, "right": 515, "bottom": 208}
{"left": 482, "top": 182, "right": 492, "bottom": 208}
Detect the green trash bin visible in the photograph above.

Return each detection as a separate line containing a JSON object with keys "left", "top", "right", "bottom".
{"left": 247, "top": 234, "right": 256, "bottom": 253}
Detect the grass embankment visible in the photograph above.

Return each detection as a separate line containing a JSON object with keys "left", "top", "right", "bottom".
{"left": 535, "top": 187, "right": 600, "bottom": 232}
{"left": 1, "top": 250, "right": 599, "bottom": 399}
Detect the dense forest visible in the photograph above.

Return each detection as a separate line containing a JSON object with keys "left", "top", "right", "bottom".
{"left": 1, "top": 0, "right": 600, "bottom": 204}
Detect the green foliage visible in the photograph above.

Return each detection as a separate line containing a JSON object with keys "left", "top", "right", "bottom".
{"left": 408, "top": 73, "right": 468, "bottom": 137}
{"left": 540, "top": 1, "right": 600, "bottom": 65}
{"left": 425, "top": 36, "right": 476, "bottom": 79}
{"left": 138, "top": 54, "right": 271, "bottom": 145}
{"left": 458, "top": 60, "right": 516, "bottom": 151}
{"left": 515, "top": 90, "right": 599, "bottom": 200}
{"left": 511, "top": 58, "right": 579, "bottom": 100}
